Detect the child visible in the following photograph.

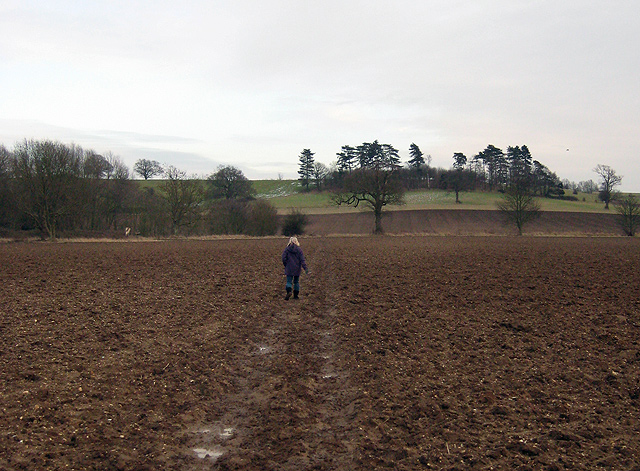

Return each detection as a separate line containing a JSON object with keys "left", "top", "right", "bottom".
{"left": 281, "top": 236, "right": 308, "bottom": 300}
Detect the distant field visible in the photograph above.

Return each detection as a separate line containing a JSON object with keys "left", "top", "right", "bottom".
{"left": 134, "top": 179, "right": 621, "bottom": 214}
{"left": 402, "top": 189, "right": 610, "bottom": 213}
{"left": 250, "top": 180, "right": 614, "bottom": 214}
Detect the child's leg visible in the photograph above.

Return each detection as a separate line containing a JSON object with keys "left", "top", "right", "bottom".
{"left": 293, "top": 276, "right": 300, "bottom": 292}
{"left": 285, "top": 275, "right": 293, "bottom": 299}
{"left": 293, "top": 276, "right": 300, "bottom": 298}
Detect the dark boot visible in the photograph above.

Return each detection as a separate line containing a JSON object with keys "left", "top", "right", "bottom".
{"left": 293, "top": 290, "right": 299, "bottom": 299}
{"left": 285, "top": 288, "right": 292, "bottom": 300}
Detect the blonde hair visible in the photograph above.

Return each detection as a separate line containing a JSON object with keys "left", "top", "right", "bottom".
{"left": 288, "top": 236, "right": 300, "bottom": 246}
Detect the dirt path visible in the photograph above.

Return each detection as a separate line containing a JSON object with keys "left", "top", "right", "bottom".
{"left": 186, "top": 239, "right": 360, "bottom": 470}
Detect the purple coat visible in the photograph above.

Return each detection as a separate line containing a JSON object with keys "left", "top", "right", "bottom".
{"left": 282, "top": 244, "right": 307, "bottom": 276}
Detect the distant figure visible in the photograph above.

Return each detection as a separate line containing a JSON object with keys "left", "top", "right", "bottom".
{"left": 281, "top": 236, "right": 308, "bottom": 300}
{"left": 125, "top": 227, "right": 131, "bottom": 237}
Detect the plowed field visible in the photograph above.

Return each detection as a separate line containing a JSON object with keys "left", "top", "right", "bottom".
{"left": 304, "top": 209, "right": 620, "bottom": 236}
{"left": 2, "top": 236, "right": 640, "bottom": 470}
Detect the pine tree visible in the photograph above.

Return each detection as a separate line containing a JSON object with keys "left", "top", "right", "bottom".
{"left": 507, "top": 145, "right": 533, "bottom": 185}
{"left": 381, "top": 144, "right": 401, "bottom": 169}
{"left": 298, "top": 149, "right": 315, "bottom": 191}
{"left": 356, "top": 142, "right": 377, "bottom": 168}
{"left": 357, "top": 141, "right": 399, "bottom": 170}
{"left": 336, "top": 145, "right": 357, "bottom": 173}
{"left": 408, "top": 143, "right": 425, "bottom": 169}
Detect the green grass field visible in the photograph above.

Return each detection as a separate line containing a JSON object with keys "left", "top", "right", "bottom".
{"left": 401, "top": 188, "right": 609, "bottom": 213}
{"left": 136, "top": 179, "right": 164, "bottom": 191}
{"left": 134, "top": 178, "right": 619, "bottom": 214}
{"left": 250, "top": 180, "right": 614, "bottom": 214}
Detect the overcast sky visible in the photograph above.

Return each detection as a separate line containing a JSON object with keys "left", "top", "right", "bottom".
{"left": 1, "top": 1, "right": 638, "bottom": 190}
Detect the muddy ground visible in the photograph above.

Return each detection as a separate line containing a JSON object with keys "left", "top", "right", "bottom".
{"left": 1, "top": 236, "right": 639, "bottom": 470}
{"left": 304, "top": 209, "right": 621, "bottom": 236}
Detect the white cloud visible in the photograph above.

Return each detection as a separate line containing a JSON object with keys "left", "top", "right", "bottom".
{"left": 0, "top": 0, "right": 638, "bottom": 188}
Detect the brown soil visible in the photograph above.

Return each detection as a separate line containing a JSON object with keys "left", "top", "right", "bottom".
{"left": 305, "top": 209, "right": 621, "bottom": 236}
{"left": 1, "top": 236, "right": 639, "bottom": 470}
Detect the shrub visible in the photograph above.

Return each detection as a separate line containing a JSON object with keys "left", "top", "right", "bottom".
{"left": 282, "top": 209, "right": 309, "bottom": 236}
{"left": 208, "top": 199, "right": 278, "bottom": 236}
{"left": 497, "top": 185, "right": 541, "bottom": 235}
{"left": 137, "top": 187, "right": 170, "bottom": 237}
{"left": 208, "top": 200, "right": 248, "bottom": 234}
{"left": 246, "top": 200, "right": 278, "bottom": 236}
{"left": 614, "top": 194, "right": 640, "bottom": 236}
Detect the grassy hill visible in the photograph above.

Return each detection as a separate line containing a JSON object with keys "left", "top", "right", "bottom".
{"left": 251, "top": 180, "right": 614, "bottom": 214}
{"left": 133, "top": 178, "right": 624, "bottom": 216}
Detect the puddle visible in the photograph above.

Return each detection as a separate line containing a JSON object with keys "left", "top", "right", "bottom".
{"left": 191, "top": 423, "right": 234, "bottom": 462}
{"left": 196, "top": 425, "right": 235, "bottom": 439}
{"left": 322, "top": 373, "right": 338, "bottom": 379}
{"left": 195, "top": 424, "right": 236, "bottom": 441}
{"left": 258, "top": 345, "right": 271, "bottom": 354}
{"left": 193, "top": 447, "right": 224, "bottom": 461}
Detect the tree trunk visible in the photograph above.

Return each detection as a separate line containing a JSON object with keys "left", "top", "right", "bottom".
{"left": 374, "top": 206, "right": 384, "bottom": 234}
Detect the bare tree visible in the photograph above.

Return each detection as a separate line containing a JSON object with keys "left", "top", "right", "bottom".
{"left": 594, "top": 164, "right": 622, "bottom": 209}
{"left": 133, "top": 159, "right": 163, "bottom": 180}
{"left": 134, "top": 187, "right": 169, "bottom": 237}
{"left": 0, "top": 145, "right": 10, "bottom": 171}
{"left": 313, "top": 162, "right": 329, "bottom": 191}
{"left": 105, "top": 152, "right": 130, "bottom": 180}
{"left": 102, "top": 155, "right": 133, "bottom": 230}
{"left": 160, "top": 166, "right": 205, "bottom": 234}
{"left": 577, "top": 179, "right": 598, "bottom": 194}
{"left": 78, "top": 150, "right": 111, "bottom": 230}
{"left": 12, "top": 139, "right": 83, "bottom": 239}
{"left": 332, "top": 166, "right": 404, "bottom": 234}
{"left": 207, "top": 165, "right": 254, "bottom": 199}
{"left": 497, "top": 183, "right": 541, "bottom": 235}
{"left": 82, "top": 151, "right": 112, "bottom": 179}
{"left": 614, "top": 194, "right": 640, "bottom": 236}
{"left": 0, "top": 145, "right": 14, "bottom": 228}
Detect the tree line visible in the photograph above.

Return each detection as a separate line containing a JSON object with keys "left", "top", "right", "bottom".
{"left": 0, "top": 140, "right": 279, "bottom": 239}
{"left": 299, "top": 142, "right": 571, "bottom": 196}
{"left": 1, "top": 138, "right": 635, "bottom": 239}
{"left": 298, "top": 141, "right": 636, "bottom": 235}
{"left": 296, "top": 141, "right": 568, "bottom": 233}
